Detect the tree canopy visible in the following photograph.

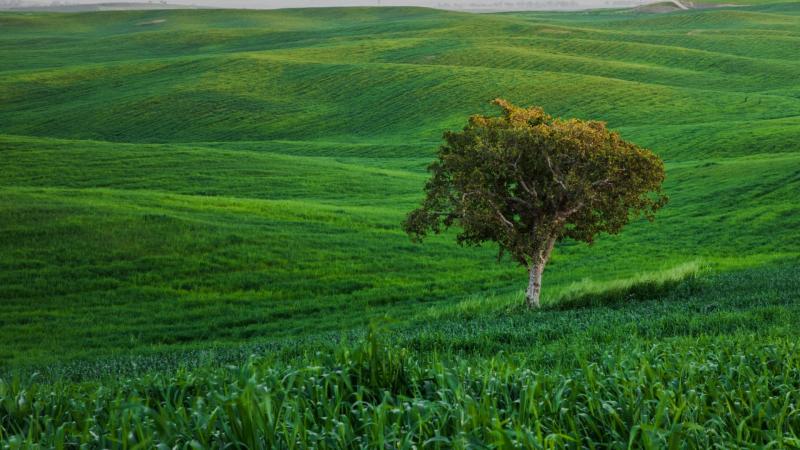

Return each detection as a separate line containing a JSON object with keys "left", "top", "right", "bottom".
{"left": 403, "top": 99, "right": 668, "bottom": 308}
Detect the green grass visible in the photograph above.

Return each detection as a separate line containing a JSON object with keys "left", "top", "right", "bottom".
{"left": 1, "top": 4, "right": 799, "bottom": 368}
{"left": 1, "top": 3, "right": 800, "bottom": 446}
{"left": 5, "top": 339, "right": 800, "bottom": 448}
{"left": 4, "top": 262, "right": 800, "bottom": 447}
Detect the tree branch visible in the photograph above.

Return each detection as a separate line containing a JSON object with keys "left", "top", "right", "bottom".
{"left": 591, "top": 178, "right": 613, "bottom": 187}
{"left": 545, "top": 155, "right": 568, "bottom": 191}
{"left": 509, "top": 196, "right": 533, "bottom": 208}
{"left": 543, "top": 234, "right": 558, "bottom": 262}
{"left": 485, "top": 197, "right": 515, "bottom": 230}
{"left": 508, "top": 153, "right": 539, "bottom": 199}
{"left": 555, "top": 202, "right": 584, "bottom": 223}
{"left": 517, "top": 177, "right": 538, "bottom": 198}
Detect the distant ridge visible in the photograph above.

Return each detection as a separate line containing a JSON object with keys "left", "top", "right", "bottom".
{"left": 629, "top": 0, "right": 744, "bottom": 12}
{"left": 4, "top": 2, "right": 198, "bottom": 11}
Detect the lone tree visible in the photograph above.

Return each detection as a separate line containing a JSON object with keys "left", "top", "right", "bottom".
{"left": 403, "top": 99, "right": 667, "bottom": 308}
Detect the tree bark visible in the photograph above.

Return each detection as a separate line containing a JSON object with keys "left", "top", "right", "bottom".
{"left": 525, "top": 235, "right": 557, "bottom": 309}
{"left": 525, "top": 262, "right": 544, "bottom": 309}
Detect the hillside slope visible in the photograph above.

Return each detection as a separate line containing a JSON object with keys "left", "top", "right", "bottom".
{"left": 1, "top": 5, "right": 799, "bottom": 368}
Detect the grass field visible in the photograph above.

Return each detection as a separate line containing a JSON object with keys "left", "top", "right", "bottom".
{"left": 2, "top": 3, "right": 800, "bottom": 447}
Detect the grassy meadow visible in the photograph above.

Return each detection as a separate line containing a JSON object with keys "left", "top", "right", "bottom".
{"left": 2, "top": 3, "right": 800, "bottom": 447}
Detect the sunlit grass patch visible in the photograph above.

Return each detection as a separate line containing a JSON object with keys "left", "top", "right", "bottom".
{"left": 548, "top": 260, "right": 707, "bottom": 309}
{"left": 415, "top": 261, "right": 706, "bottom": 320}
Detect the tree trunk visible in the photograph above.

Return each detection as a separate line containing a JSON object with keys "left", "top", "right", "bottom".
{"left": 525, "top": 262, "right": 544, "bottom": 309}
{"left": 525, "top": 236, "right": 556, "bottom": 309}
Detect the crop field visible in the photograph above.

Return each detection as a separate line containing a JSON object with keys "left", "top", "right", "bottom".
{"left": 1, "top": 3, "right": 800, "bottom": 447}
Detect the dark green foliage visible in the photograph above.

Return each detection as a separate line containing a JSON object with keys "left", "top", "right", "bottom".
{"left": 339, "top": 322, "right": 414, "bottom": 398}
{"left": 3, "top": 320, "right": 800, "bottom": 447}
{"left": 404, "top": 99, "right": 666, "bottom": 306}
{"left": 405, "top": 100, "right": 666, "bottom": 258}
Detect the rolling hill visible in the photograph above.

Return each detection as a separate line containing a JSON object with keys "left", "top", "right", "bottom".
{"left": 2, "top": 5, "right": 799, "bottom": 366}
{"left": 1, "top": 4, "right": 800, "bottom": 446}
